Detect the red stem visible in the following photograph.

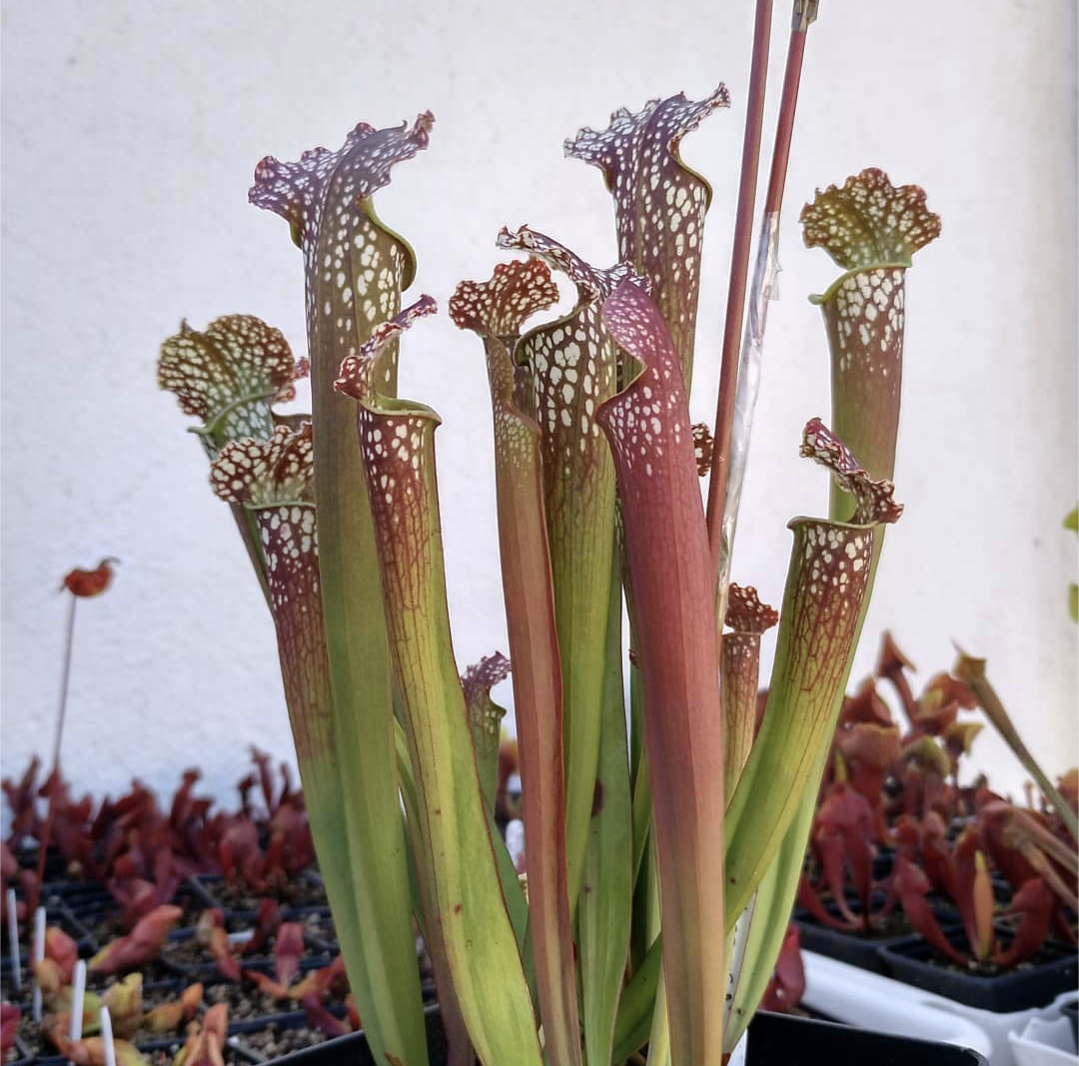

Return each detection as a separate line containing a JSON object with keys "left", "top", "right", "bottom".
{"left": 705, "top": 0, "right": 773, "bottom": 571}
{"left": 764, "top": 22, "right": 808, "bottom": 215}
{"left": 707, "top": 8, "right": 814, "bottom": 583}
{"left": 31, "top": 594, "right": 77, "bottom": 912}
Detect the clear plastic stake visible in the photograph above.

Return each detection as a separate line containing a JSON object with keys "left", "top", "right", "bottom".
{"left": 69, "top": 959, "right": 87, "bottom": 1043}
{"left": 5, "top": 888, "right": 20, "bottom": 993}
{"left": 32, "top": 906, "right": 46, "bottom": 1023}
{"left": 100, "top": 1007, "right": 117, "bottom": 1066}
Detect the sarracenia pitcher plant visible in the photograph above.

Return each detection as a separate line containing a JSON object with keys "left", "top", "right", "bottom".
{"left": 158, "top": 18, "right": 941, "bottom": 1066}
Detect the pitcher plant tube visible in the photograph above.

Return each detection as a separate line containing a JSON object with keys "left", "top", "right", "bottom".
{"left": 158, "top": 30, "right": 951, "bottom": 1064}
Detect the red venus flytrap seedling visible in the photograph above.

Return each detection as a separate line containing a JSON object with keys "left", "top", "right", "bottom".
{"left": 893, "top": 831, "right": 1057, "bottom": 972}
{"left": 158, "top": 9, "right": 950, "bottom": 1058}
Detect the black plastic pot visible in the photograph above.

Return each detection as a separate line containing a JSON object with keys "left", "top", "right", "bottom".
{"left": 746, "top": 1010, "right": 987, "bottom": 1064}
{"left": 260, "top": 1007, "right": 987, "bottom": 1065}
{"left": 880, "top": 928, "right": 1079, "bottom": 1012}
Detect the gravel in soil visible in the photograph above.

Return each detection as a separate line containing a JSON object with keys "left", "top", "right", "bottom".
{"left": 5, "top": 1040, "right": 31, "bottom": 1065}
{"left": 75, "top": 899, "right": 207, "bottom": 946}
{"left": 240, "top": 1023, "right": 336, "bottom": 1058}
{"left": 90, "top": 958, "right": 179, "bottom": 986}
{"left": 913, "top": 942, "right": 1076, "bottom": 976}
{"left": 201, "top": 878, "right": 328, "bottom": 913}
{"left": 797, "top": 909, "right": 921, "bottom": 941}
{"left": 162, "top": 931, "right": 331, "bottom": 975}
{"left": 12, "top": 1011, "right": 60, "bottom": 1061}
{"left": 139, "top": 1037, "right": 259, "bottom": 1066}
{"left": 204, "top": 981, "right": 299, "bottom": 1022}
{"left": 301, "top": 913, "right": 338, "bottom": 949}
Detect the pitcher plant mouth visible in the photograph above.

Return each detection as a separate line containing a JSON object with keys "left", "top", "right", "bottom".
{"left": 801, "top": 168, "right": 940, "bottom": 525}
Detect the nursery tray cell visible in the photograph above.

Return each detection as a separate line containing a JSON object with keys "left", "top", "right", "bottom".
{"left": 59, "top": 881, "right": 207, "bottom": 946}
{"left": 793, "top": 891, "right": 960, "bottom": 976}
{"left": 241, "top": 1022, "right": 337, "bottom": 1060}
{"left": 8, "top": 1031, "right": 37, "bottom": 1066}
{"left": 136, "top": 1034, "right": 263, "bottom": 1066}
{"left": 202, "top": 973, "right": 341, "bottom": 1028}
{"left": 259, "top": 1005, "right": 446, "bottom": 1066}
{"left": 880, "top": 930, "right": 1079, "bottom": 1012}
{"left": 193, "top": 872, "right": 328, "bottom": 915}
{"left": 161, "top": 924, "right": 334, "bottom": 980}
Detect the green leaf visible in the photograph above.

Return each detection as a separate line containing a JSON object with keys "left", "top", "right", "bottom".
{"left": 577, "top": 535, "right": 634, "bottom": 1066}
{"left": 451, "top": 258, "right": 582, "bottom": 1066}
{"left": 461, "top": 654, "right": 510, "bottom": 814}
{"left": 336, "top": 297, "right": 542, "bottom": 1066}
{"left": 724, "top": 420, "right": 903, "bottom": 926}
{"left": 249, "top": 114, "right": 436, "bottom": 1066}
{"left": 598, "top": 280, "right": 726, "bottom": 1066}
{"left": 953, "top": 650, "right": 1079, "bottom": 843}
{"left": 208, "top": 425, "right": 423, "bottom": 1062}
{"left": 723, "top": 791, "right": 818, "bottom": 1053}
{"left": 611, "top": 934, "right": 662, "bottom": 1062}
{"left": 802, "top": 172, "right": 938, "bottom": 524}
{"left": 495, "top": 228, "right": 624, "bottom": 917}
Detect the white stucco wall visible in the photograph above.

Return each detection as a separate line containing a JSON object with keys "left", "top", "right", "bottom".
{"left": 2, "top": 1, "right": 1076, "bottom": 814}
